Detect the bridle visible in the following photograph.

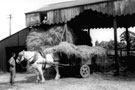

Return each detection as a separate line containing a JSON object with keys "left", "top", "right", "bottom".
{"left": 17, "top": 51, "right": 36, "bottom": 69}
{"left": 19, "top": 51, "right": 35, "bottom": 62}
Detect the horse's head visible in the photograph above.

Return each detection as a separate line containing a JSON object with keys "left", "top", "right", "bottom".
{"left": 16, "top": 50, "right": 25, "bottom": 64}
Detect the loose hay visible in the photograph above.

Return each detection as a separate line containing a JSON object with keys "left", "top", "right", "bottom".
{"left": 43, "top": 42, "right": 107, "bottom": 66}
{"left": 43, "top": 42, "right": 81, "bottom": 58}
{"left": 26, "top": 26, "right": 74, "bottom": 51}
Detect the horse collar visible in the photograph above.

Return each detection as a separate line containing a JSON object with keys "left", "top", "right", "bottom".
{"left": 29, "top": 54, "right": 37, "bottom": 64}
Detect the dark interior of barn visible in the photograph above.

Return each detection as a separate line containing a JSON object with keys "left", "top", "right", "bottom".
{"left": 6, "top": 46, "right": 27, "bottom": 72}
{"left": 68, "top": 9, "right": 113, "bottom": 46}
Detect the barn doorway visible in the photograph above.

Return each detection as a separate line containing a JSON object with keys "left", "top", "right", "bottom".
{"left": 5, "top": 46, "right": 27, "bottom": 72}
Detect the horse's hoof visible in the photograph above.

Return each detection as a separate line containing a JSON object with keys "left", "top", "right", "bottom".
{"left": 55, "top": 75, "right": 60, "bottom": 80}
{"left": 40, "top": 80, "right": 45, "bottom": 83}
{"left": 36, "top": 80, "right": 40, "bottom": 83}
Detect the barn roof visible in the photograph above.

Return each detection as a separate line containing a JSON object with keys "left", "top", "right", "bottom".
{"left": 25, "top": 0, "right": 135, "bottom": 27}
{"left": 26, "top": 0, "right": 113, "bottom": 14}
{"left": 26, "top": 0, "right": 135, "bottom": 15}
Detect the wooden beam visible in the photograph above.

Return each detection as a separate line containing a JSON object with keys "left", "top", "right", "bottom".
{"left": 113, "top": 17, "right": 119, "bottom": 75}
{"left": 126, "top": 27, "right": 130, "bottom": 57}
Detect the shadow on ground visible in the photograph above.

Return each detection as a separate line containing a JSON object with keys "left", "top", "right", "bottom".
{"left": 98, "top": 71, "right": 135, "bottom": 82}
{"left": 13, "top": 67, "right": 80, "bottom": 84}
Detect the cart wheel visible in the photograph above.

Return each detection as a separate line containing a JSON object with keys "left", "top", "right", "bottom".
{"left": 80, "top": 64, "right": 90, "bottom": 78}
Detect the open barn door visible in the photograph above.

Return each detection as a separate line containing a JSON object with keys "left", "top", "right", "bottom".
{"left": 5, "top": 46, "right": 27, "bottom": 72}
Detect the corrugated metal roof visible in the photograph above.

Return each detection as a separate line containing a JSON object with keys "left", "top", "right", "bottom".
{"left": 25, "top": 0, "right": 117, "bottom": 26}
{"left": 26, "top": 0, "right": 112, "bottom": 14}
{"left": 25, "top": 0, "right": 135, "bottom": 27}
{"left": 26, "top": 0, "right": 135, "bottom": 16}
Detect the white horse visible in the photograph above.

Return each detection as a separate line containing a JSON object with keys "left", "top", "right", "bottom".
{"left": 16, "top": 50, "right": 60, "bottom": 83}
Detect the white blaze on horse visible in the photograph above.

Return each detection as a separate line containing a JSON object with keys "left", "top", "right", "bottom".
{"left": 16, "top": 50, "right": 60, "bottom": 83}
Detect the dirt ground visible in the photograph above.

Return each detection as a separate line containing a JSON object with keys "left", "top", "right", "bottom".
{"left": 0, "top": 72, "right": 135, "bottom": 90}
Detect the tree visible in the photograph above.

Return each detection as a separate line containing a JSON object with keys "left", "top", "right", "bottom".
{"left": 95, "top": 40, "right": 99, "bottom": 46}
{"left": 107, "top": 40, "right": 114, "bottom": 50}
{"left": 97, "top": 41, "right": 108, "bottom": 49}
{"left": 118, "top": 41, "right": 126, "bottom": 50}
{"left": 120, "top": 30, "right": 135, "bottom": 50}
{"left": 97, "top": 40, "right": 126, "bottom": 50}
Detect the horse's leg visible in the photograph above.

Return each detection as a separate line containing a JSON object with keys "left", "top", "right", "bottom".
{"left": 35, "top": 69, "right": 40, "bottom": 83}
{"left": 54, "top": 65, "right": 60, "bottom": 80}
{"left": 37, "top": 65, "right": 45, "bottom": 82}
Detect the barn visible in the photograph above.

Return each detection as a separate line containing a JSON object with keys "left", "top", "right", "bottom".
{"left": 25, "top": 0, "right": 135, "bottom": 75}
{"left": 0, "top": 28, "right": 29, "bottom": 72}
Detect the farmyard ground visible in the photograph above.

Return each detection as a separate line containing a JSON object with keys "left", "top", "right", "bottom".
{"left": 0, "top": 72, "right": 135, "bottom": 90}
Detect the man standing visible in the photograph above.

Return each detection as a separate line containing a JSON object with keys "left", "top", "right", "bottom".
{"left": 9, "top": 53, "right": 16, "bottom": 85}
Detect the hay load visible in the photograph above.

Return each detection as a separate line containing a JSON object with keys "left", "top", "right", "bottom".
{"left": 77, "top": 45, "right": 106, "bottom": 58}
{"left": 43, "top": 42, "right": 80, "bottom": 58}
{"left": 77, "top": 45, "right": 107, "bottom": 65}
{"left": 26, "top": 26, "right": 74, "bottom": 51}
{"left": 43, "top": 42, "right": 107, "bottom": 66}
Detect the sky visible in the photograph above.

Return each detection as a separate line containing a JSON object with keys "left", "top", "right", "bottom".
{"left": 0, "top": 0, "right": 73, "bottom": 40}
{"left": 90, "top": 27, "right": 135, "bottom": 46}
{"left": 0, "top": 0, "right": 135, "bottom": 45}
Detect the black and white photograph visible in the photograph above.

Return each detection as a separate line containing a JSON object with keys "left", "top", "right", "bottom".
{"left": 0, "top": 0, "right": 135, "bottom": 90}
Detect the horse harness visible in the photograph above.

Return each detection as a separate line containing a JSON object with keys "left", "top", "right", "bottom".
{"left": 29, "top": 53, "right": 47, "bottom": 69}
{"left": 19, "top": 54, "right": 36, "bottom": 69}
{"left": 28, "top": 53, "right": 38, "bottom": 65}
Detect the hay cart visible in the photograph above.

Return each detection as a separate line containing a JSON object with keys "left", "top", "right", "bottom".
{"left": 42, "top": 42, "right": 106, "bottom": 78}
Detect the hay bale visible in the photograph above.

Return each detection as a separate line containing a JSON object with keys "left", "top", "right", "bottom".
{"left": 26, "top": 26, "right": 74, "bottom": 51}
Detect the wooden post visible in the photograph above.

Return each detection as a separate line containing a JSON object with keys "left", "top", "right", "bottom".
{"left": 88, "top": 29, "right": 91, "bottom": 46}
{"left": 65, "top": 24, "right": 67, "bottom": 41}
{"left": 63, "top": 23, "right": 68, "bottom": 42}
{"left": 126, "top": 27, "right": 130, "bottom": 57}
{"left": 9, "top": 14, "right": 12, "bottom": 36}
{"left": 113, "top": 17, "right": 119, "bottom": 75}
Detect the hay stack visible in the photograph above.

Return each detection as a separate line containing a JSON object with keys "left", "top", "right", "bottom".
{"left": 26, "top": 26, "right": 74, "bottom": 51}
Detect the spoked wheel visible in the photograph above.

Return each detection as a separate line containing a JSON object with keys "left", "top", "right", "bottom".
{"left": 80, "top": 64, "right": 90, "bottom": 78}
